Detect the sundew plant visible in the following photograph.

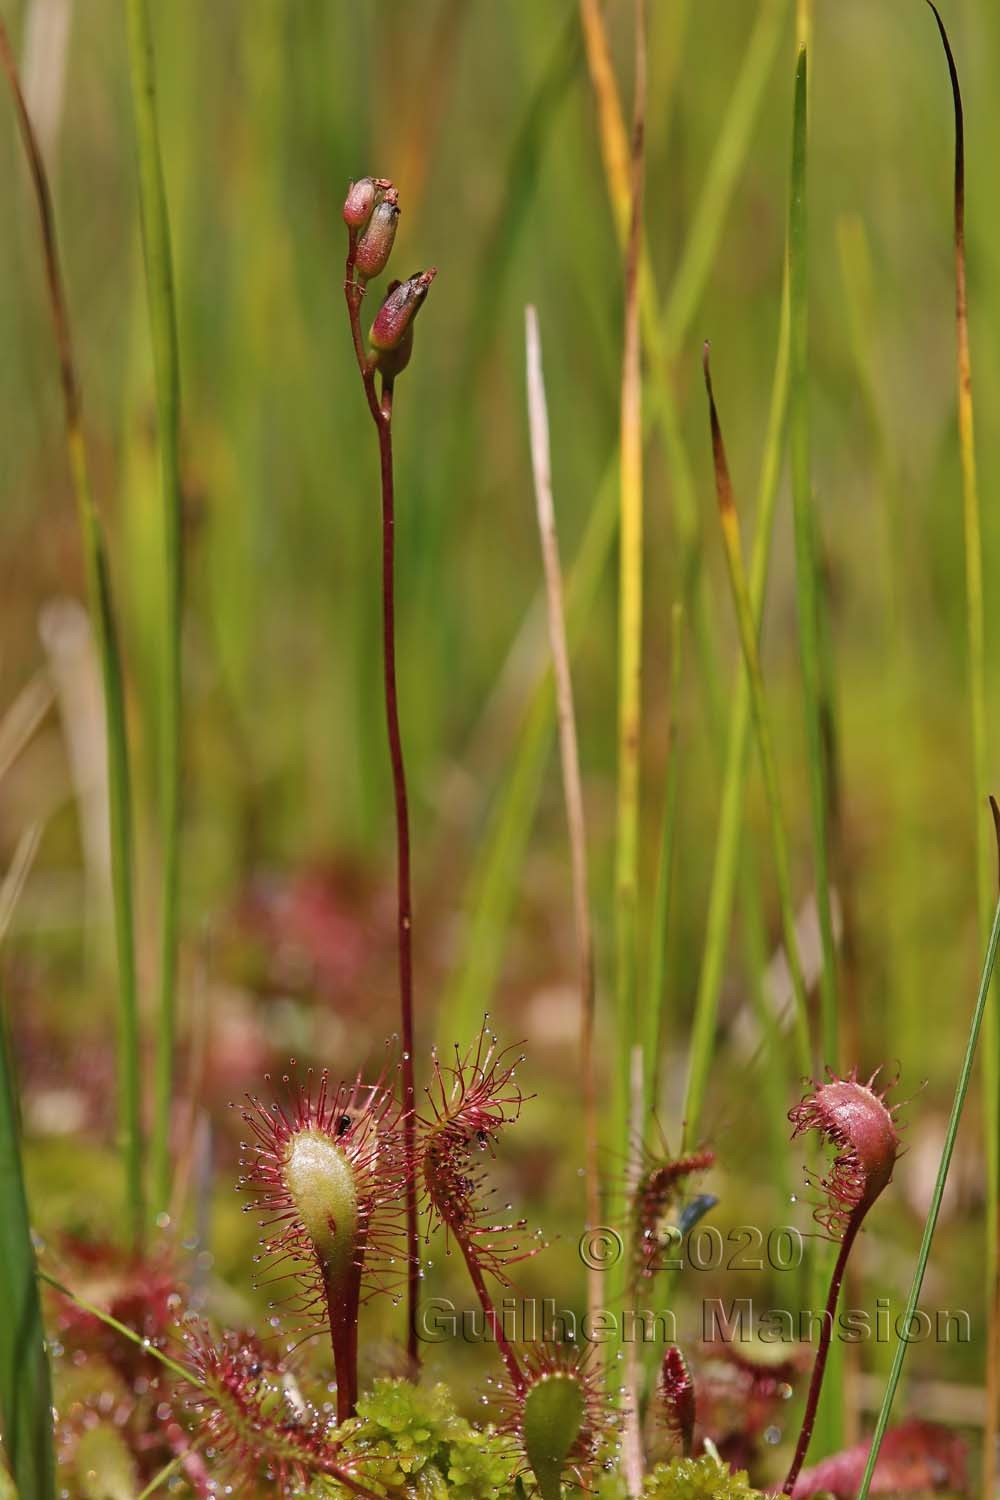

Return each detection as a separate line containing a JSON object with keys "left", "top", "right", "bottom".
{"left": 1, "top": 2, "right": 1000, "bottom": 1498}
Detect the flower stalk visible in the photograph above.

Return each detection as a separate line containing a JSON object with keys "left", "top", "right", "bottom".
{"left": 342, "top": 178, "right": 436, "bottom": 1363}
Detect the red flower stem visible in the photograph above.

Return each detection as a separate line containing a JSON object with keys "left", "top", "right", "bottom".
{"left": 344, "top": 257, "right": 420, "bottom": 1365}
{"left": 457, "top": 1236, "right": 524, "bottom": 1394}
{"left": 376, "top": 384, "right": 420, "bottom": 1366}
{"left": 782, "top": 1214, "right": 861, "bottom": 1494}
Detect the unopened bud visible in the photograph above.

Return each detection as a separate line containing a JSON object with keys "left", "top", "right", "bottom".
{"left": 355, "top": 190, "right": 400, "bottom": 279}
{"left": 370, "top": 269, "right": 436, "bottom": 381}
{"left": 343, "top": 177, "right": 378, "bottom": 229}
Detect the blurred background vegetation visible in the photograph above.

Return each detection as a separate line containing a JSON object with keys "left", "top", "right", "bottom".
{"left": 2, "top": 0, "right": 1000, "bottom": 1472}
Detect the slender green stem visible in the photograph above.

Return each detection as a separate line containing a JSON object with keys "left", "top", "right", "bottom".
{"left": 789, "top": 46, "right": 839, "bottom": 1072}
{"left": 683, "top": 270, "right": 792, "bottom": 1145}
{"left": 0, "top": 20, "right": 143, "bottom": 1247}
{"left": 39, "top": 1271, "right": 196, "bottom": 1385}
{"left": 659, "top": 0, "right": 788, "bottom": 357}
{"left": 71, "top": 464, "right": 145, "bottom": 1250}
{"left": 613, "top": 0, "right": 646, "bottom": 1208}
{"left": 837, "top": 216, "right": 918, "bottom": 1068}
{"left": 579, "top": 0, "right": 779, "bottom": 1079}
{"left": 125, "top": 0, "right": 184, "bottom": 1220}
{"left": 857, "top": 887, "right": 1000, "bottom": 1499}
{"left": 39, "top": 1273, "right": 391, "bottom": 1500}
{"left": 701, "top": 348, "right": 812, "bottom": 1081}
{"left": 0, "top": 1018, "right": 56, "bottom": 1500}
{"left": 135, "top": 1446, "right": 199, "bottom": 1500}
{"left": 438, "top": 445, "right": 620, "bottom": 1045}
{"left": 525, "top": 307, "right": 601, "bottom": 1340}
{"left": 918, "top": 9, "right": 998, "bottom": 1491}
{"left": 644, "top": 605, "right": 684, "bottom": 1116}
{"left": 796, "top": 0, "right": 811, "bottom": 50}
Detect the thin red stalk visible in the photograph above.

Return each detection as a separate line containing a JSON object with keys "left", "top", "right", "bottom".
{"left": 344, "top": 249, "right": 419, "bottom": 1365}
{"left": 457, "top": 1238, "right": 524, "bottom": 1394}
{"left": 376, "top": 389, "right": 419, "bottom": 1366}
{"left": 782, "top": 1215, "right": 860, "bottom": 1494}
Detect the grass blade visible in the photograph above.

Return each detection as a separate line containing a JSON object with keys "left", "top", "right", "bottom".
{"left": 124, "top": 0, "right": 184, "bottom": 1219}
{"left": 700, "top": 346, "right": 812, "bottom": 1082}
{"left": 660, "top": 0, "right": 789, "bottom": 357}
{"left": 857, "top": 874, "right": 1000, "bottom": 1499}
{"left": 643, "top": 603, "right": 684, "bottom": 1116}
{"left": 437, "top": 445, "right": 619, "bottom": 1045}
{"left": 0, "top": 16, "right": 143, "bottom": 1246}
{"left": 788, "top": 45, "right": 839, "bottom": 1071}
{"left": 918, "top": 9, "right": 998, "bottom": 1489}
{"left": 682, "top": 270, "right": 792, "bottom": 1146}
{"left": 0, "top": 1022, "right": 55, "bottom": 1500}
{"left": 524, "top": 305, "right": 601, "bottom": 1338}
{"left": 613, "top": 0, "right": 646, "bottom": 1191}
{"left": 579, "top": 0, "right": 779, "bottom": 1056}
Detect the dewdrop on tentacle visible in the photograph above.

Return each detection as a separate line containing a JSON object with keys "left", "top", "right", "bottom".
{"left": 419, "top": 1023, "right": 543, "bottom": 1394}
{"left": 419, "top": 1023, "right": 539, "bottom": 1282}
{"left": 239, "top": 1066, "right": 406, "bottom": 1423}
{"left": 181, "top": 1323, "right": 381, "bottom": 1496}
{"left": 788, "top": 1069, "right": 902, "bottom": 1239}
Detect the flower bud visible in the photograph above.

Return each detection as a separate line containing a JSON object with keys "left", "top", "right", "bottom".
{"left": 343, "top": 177, "right": 378, "bottom": 229}
{"left": 355, "top": 190, "right": 400, "bottom": 279}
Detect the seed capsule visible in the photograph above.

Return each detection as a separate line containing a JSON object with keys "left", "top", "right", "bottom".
{"left": 369, "top": 268, "right": 436, "bottom": 379}
{"left": 342, "top": 177, "right": 377, "bottom": 229}
{"left": 355, "top": 190, "right": 400, "bottom": 279}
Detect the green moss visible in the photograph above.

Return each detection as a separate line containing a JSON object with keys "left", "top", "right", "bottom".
{"left": 323, "top": 1378, "right": 521, "bottom": 1498}
{"left": 642, "top": 1456, "right": 761, "bottom": 1499}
